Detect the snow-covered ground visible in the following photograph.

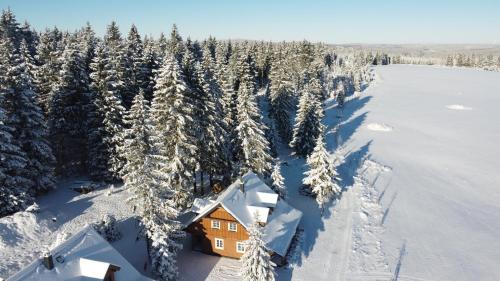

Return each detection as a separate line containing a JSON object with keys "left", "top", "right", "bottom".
{"left": 2, "top": 65, "right": 500, "bottom": 281}
{"left": 0, "top": 180, "right": 150, "bottom": 279}
{"left": 283, "top": 64, "right": 500, "bottom": 281}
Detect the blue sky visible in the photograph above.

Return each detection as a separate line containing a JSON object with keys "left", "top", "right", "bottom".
{"left": 2, "top": 0, "right": 499, "bottom": 44}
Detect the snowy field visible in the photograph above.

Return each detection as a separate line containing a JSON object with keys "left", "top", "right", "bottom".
{"left": 282, "top": 65, "right": 500, "bottom": 281}
{"left": 2, "top": 65, "right": 500, "bottom": 280}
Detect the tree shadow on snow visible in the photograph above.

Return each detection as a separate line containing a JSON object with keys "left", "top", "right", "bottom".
{"left": 338, "top": 140, "right": 372, "bottom": 190}
{"left": 325, "top": 96, "right": 371, "bottom": 152}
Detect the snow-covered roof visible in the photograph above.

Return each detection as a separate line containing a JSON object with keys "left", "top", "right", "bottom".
{"left": 7, "top": 226, "right": 152, "bottom": 281}
{"left": 185, "top": 171, "right": 302, "bottom": 256}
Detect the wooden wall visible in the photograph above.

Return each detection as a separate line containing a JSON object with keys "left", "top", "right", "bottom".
{"left": 187, "top": 206, "right": 249, "bottom": 258}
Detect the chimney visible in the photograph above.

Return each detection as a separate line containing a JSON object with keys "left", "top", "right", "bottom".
{"left": 239, "top": 176, "right": 245, "bottom": 194}
{"left": 43, "top": 252, "right": 54, "bottom": 270}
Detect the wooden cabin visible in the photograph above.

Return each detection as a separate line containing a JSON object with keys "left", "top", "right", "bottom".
{"left": 183, "top": 171, "right": 302, "bottom": 262}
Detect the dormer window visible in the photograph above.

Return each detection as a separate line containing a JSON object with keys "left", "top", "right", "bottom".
{"left": 228, "top": 222, "right": 237, "bottom": 232}
{"left": 211, "top": 220, "right": 220, "bottom": 229}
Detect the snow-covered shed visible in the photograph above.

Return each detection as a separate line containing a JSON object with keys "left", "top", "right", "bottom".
{"left": 7, "top": 225, "right": 152, "bottom": 281}
{"left": 183, "top": 171, "right": 302, "bottom": 260}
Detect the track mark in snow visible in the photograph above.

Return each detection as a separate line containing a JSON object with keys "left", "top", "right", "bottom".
{"left": 347, "top": 158, "right": 392, "bottom": 278}
{"left": 366, "top": 123, "right": 393, "bottom": 132}
{"left": 446, "top": 104, "right": 472, "bottom": 110}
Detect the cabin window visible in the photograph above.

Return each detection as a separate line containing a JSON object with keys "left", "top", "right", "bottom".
{"left": 236, "top": 242, "right": 245, "bottom": 253}
{"left": 228, "top": 222, "right": 237, "bottom": 232}
{"left": 215, "top": 238, "right": 224, "bottom": 249}
{"left": 211, "top": 220, "right": 220, "bottom": 229}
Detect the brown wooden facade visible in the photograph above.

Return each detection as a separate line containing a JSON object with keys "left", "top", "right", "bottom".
{"left": 186, "top": 205, "right": 249, "bottom": 258}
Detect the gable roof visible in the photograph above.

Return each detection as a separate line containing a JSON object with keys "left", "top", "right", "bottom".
{"left": 185, "top": 171, "right": 302, "bottom": 257}
{"left": 7, "top": 226, "right": 152, "bottom": 281}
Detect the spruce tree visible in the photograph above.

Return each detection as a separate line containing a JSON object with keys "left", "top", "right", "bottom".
{"left": 219, "top": 63, "right": 239, "bottom": 161}
{"left": 271, "top": 161, "right": 287, "bottom": 199}
{"left": 236, "top": 59, "right": 272, "bottom": 176}
{"left": 125, "top": 25, "right": 147, "bottom": 100}
{"left": 142, "top": 37, "right": 159, "bottom": 101}
{"left": 0, "top": 34, "right": 32, "bottom": 215}
{"left": 122, "top": 90, "right": 151, "bottom": 189}
{"left": 103, "top": 21, "right": 131, "bottom": 108}
{"left": 303, "top": 133, "right": 341, "bottom": 214}
{"left": 197, "top": 47, "right": 230, "bottom": 185}
{"left": 150, "top": 54, "right": 197, "bottom": 209}
{"left": 269, "top": 53, "right": 293, "bottom": 143}
{"left": 127, "top": 156, "right": 184, "bottom": 281}
{"left": 241, "top": 221, "right": 275, "bottom": 281}
{"left": 88, "top": 43, "right": 126, "bottom": 181}
{"left": 168, "top": 24, "right": 184, "bottom": 63}
{"left": 87, "top": 44, "right": 108, "bottom": 179}
{"left": 48, "top": 42, "right": 90, "bottom": 175}
{"left": 35, "top": 28, "right": 62, "bottom": 113}
{"left": 7, "top": 39, "right": 55, "bottom": 193}
{"left": 290, "top": 88, "right": 323, "bottom": 157}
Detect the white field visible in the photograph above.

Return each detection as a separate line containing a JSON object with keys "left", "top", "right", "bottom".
{"left": 1, "top": 65, "right": 499, "bottom": 281}
{"left": 283, "top": 65, "right": 500, "bottom": 281}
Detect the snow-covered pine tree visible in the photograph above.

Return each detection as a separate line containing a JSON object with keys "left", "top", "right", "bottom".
{"left": 122, "top": 90, "right": 151, "bottom": 189}
{"left": 168, "top": 24, "right": 184, "bottom": 63}
{"left": 303, "top": 133, "right": 341, "bottom": 214}
{"left": 144, "top": 185, "right": 185, "bottom": 281}
{"left": 269, "top": 51, "right": 293, "bottom": 143}
{"left": 4, "top": 39, "right": 56, "bottom": 193}
{"left": 150, "top": 54, "right": 197, "bottom": 209}
{"left": 241, "top": 221, "right": 276, "bottom": 281}
{"left": 127, "top": 155, "right": 184, "bottom": 281}
{"left": 271, "top": 161, "right": 287, "bottom": 199}
{"left": 306, "top": 69, "right": 325, "bottom": 101}
{"left": 0, "top": 9, "right": 21, "bottom": 48}
{"left": 77, "top": 22, "right": 97, "bottom": 76}
{"left": 103, "top": 21, "right": 132, "bottom": 109}
{"left": 236, "top": 58, "right": 272, "bottom": 176}
{"left": 87, "top": 44, "right": 108, "bottom": 180}
{"left": 88, "top": 43, "right": 126, "bottom": 181}
{"left": 289, "top": 87, "right": 323, "bottom": 157}
{"left": 35, "top": 28, "right": 62, "bottom": 113}
{"left": 218, "top": 62, "right": 239, "bottom": 161}
{"left": 142, "top": 37, "right": 159, "bottom": 101}
{"left": 0, "top": 34, "right": 32, "bottom": 216}
{"left": 198, "top": 46, "right": 230, "bottom": 186}
{"left": 125, "top": 25, "right": 147, "bottom": 102}
{"left": 48, "top": 41, "right": 90, "bottom": 175}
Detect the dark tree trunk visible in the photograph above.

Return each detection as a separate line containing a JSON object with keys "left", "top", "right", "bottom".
{"left": 200, "top": 171, "right": 204, "bottom": 196}
{"left": 193, "top": 168, "right": 197, "bottom": 195}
